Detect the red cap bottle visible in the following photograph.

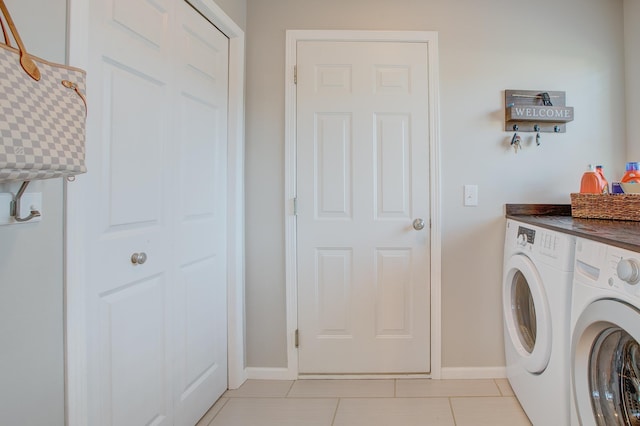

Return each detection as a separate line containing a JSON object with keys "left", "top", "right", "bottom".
{"left": 580, "top": 165, "right": 601, "bottom": 194}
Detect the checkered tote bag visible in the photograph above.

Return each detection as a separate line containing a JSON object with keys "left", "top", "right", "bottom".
{"left": 0, "top": 0, "right": 87, "bottom": 182}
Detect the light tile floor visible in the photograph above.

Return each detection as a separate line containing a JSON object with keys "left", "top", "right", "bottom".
{"left": 196, "top": 379, "right": 532, "bottom": 426}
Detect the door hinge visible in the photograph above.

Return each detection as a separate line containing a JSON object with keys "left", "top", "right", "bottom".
{"left": 295, "top": 329, "right": 299, "bottom": 348}
{"left": 293, "top": 197, "right": 298, "bottom": 216}
{"left": 294, "top": 65, "right": 297, "bottom": 84}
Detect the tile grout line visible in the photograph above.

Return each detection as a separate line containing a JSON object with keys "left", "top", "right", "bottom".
{"left": 330, "top": 398, "right": 342, "bottom": 426}
{"left": 285, "top": 379, "right": 295, "bottom": 397}
{"left": 493, "top": 378, "right": 503, "bottom": 396}
{"left": 204, "top": 397, "right": 230, "bottom": 426}
{"left": 447, "top": 397, "right": 458, "bottom": 426}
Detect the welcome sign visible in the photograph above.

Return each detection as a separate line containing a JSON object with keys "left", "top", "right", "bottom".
{"left": 507, "top": 105, "right": 574, "bottom": 122}
{"left": 504, "top": 90, "right": 574, "bottom": 133}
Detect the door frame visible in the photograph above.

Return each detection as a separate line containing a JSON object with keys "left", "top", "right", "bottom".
{"left": 284, "top": 30, "right": 442, "bottom": 379}
{"left": 64, "top": 1, "right": 246, "bottom": 424}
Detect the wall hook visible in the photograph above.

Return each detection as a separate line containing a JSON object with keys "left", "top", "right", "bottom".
{"left": 10, "top": 181, "right": 41, "bottom": 222}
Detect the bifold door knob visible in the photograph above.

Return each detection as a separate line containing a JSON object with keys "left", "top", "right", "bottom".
{"left": 131, "top": 252, "right": 147, "bottom": 265}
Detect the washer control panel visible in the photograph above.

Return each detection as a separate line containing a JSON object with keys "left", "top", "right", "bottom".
{"left": 506, "top": 220, "right": 575, "bottom": 270}
{"left": 517, "top": 226, "right": 536, "bottom": 245}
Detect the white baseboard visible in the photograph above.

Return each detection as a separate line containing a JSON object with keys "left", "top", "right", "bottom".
{"left": 246, "top": 367, "right": 295, "bottom": 381}
{"left": 440, "top": 366, "right": 506, "bottom": 380}
{"left": 244, "top": 366, "right": 506, "bottom": 381}
{"left": 227, "top": 368, "right": 248, "bottom": 390}
{"left": 298, "top": 374, "right": 432, "bottom": 380}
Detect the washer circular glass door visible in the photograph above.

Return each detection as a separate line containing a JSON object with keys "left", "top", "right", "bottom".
{"left": 503, "top": 254, "right": 552, "bottom": 373}
{"left": 573, "top": 299, "right": 640, "bottom": 426}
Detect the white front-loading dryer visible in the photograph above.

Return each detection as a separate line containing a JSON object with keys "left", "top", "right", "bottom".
{"left": 503, "top": 219, "right": 576, "bottom": 426}
{"left": 571, "top": 237, "right": 640, "bottom": 426}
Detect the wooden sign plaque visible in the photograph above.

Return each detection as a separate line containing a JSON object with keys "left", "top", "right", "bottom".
{"left": 504, "top": 90, "right": 574, "bottom": 133}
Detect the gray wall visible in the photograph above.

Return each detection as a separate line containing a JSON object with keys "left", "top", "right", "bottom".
{"left": 625, "top": 0, "right": 640, "bottom": 160}
{"left": 0, "top": 1, "right": 67, "bottom": 425}
{"left": 212, "top": 0, "right": 247, "bottom": 30}
{"left": 244, "top": 0, "right": 627, "bottom": 369}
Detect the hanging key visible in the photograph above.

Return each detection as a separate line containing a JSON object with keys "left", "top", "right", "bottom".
{"left": 534, "top": 124, "right": 541, "bottom": 146}
{"left": 510, "top": 131, "right": 521, "bottom": 153}
{"left": 510, "top": 132, "right": 518, "bottom": 146}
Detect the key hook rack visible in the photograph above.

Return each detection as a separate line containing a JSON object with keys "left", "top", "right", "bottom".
{"left": 10, "top": 181, "right": 41, "bottom": 222}
{"left": 505, "top": 89, "right": 574, "bottom": 134}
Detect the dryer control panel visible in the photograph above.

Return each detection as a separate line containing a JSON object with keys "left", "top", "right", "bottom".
{"left": 575, "top": 238, "right": 640, "bottom": 298}
{"left": 608, "top": 246, "right": 640, "bottom": 291}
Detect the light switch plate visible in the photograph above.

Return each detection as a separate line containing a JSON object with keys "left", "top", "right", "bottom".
{"left": 464, "top": 185, "right": 478, "bottom": 206}
{"left": 0, "top": 192, "right": 43, "bottom": 225}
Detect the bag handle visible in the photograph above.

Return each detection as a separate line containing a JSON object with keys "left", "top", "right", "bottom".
{"left": 0, "top": 0, "right": 40, "bottom": 81}
{"left": 0, "top": 10, "right": 9, "bottom": 46}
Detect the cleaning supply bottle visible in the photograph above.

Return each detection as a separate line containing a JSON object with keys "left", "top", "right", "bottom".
{"left": 580, "top": 164, "right": 602, "bottom": 194}
{"left": 595, "top": 165, "right": 609, "bottom": 193}
{"left": 621, "top": 162, "right": 640, "bottom": 183}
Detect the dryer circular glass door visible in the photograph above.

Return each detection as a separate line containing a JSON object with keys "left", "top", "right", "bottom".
{"left": 572, "top": 299, "right": 640, "bottom": 426}
{"left": 503, "top": 254, "right": 552, "bottom": 373}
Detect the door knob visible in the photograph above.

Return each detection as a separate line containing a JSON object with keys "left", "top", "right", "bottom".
{"left": 412, "top": 218, "right": 425, "bottom": 231}
{"left": 131, "top": 252, "right": 147, "bottom": 265}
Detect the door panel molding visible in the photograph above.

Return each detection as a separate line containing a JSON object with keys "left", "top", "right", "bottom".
{"left": 65, "top": 1, "right": 246, "bottom": 424}
{"left": 284, "top": 30, "right": 442, "bottom": 379}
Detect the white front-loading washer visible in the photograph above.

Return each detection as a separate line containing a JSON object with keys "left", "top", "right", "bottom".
{"left": 503, "top": 219, "right": 576, "bottom": 426}
{"left": 571, "top": 237, "right": 640, "bottom": 426}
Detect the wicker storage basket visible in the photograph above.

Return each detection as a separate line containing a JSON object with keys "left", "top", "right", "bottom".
{"left": 570, "top": 193, "right": 640, "bottom": 221}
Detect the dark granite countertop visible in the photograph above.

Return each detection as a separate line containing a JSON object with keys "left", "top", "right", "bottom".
{"left": 505, "top": 204, "right": 640, "bottom": 253}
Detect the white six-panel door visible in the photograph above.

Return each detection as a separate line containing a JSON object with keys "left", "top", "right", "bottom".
{"left": 84, "top": 0, "right": 228, "bottom": 424}
{"left": 296, "top": 41, "right": 431, "bottom": 374}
